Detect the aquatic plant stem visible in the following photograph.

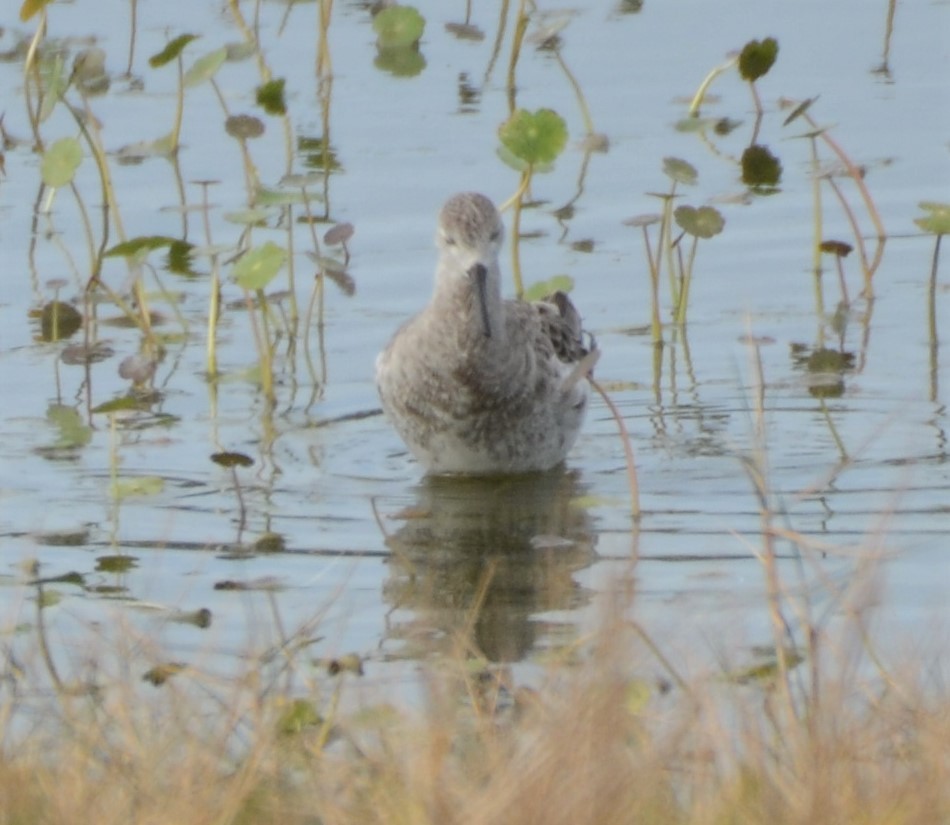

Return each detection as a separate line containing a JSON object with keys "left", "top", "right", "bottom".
{"left": 808, "top": 136, "right": 826, "bottom": 330}
{"left": 505, "top": 0, "right": 530, "bottom": 112}
{"left": 590, "top": 377, "right": 640, "bottom": 521}
{"left": 674, "top": 235, "right": 699, "bottom": 327}
{"left": 501, "top": 170, "right": 531, "bottom": 298}
{"left": 687, "top": 56, "right": 737, "bottom": 117}
{"left": 640, "top": 225, "right": 662, "bottom": 347}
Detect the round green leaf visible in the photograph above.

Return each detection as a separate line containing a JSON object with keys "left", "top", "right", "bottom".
{"left": 738, "top": 37, "right": 779, "bottom": 82}
{"left": 662, "top": 157, "right": 697, "bottom": 186}
{"left": 373, "top": 6, "right": 426, "bottom": 49}
{"left": 41, "top": 138, "right": 82, "bottom": 187}
{"left": 233, "top": 242, "right": 287, "bottom": 290}
{"left": 741, "top": 144, "right": 782, "bottom": 188}
{"left": 498, "top": 108, "right": 568, "bottom": 167}
{"left": 915, "top": 201, "right": 950, "bottom": 235}
{"left": 674, "top": 205, "right": 725, "bottom": 239}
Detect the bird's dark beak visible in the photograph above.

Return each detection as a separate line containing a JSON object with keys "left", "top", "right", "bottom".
{"left": 469, "top": 263, "right": 492, "bottom": 338}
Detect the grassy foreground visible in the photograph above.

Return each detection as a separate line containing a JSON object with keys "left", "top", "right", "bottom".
{"left": 0, "top": 584, "right": 946, "bottom": 825}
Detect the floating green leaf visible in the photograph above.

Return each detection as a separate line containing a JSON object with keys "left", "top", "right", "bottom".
{"left": 41, "top": 138, "right": 82, "bottom": 188}
{"left": 662, "top": 157, "right": 697, "bottom": 186}
{"left": 738, "top": 37, "right": 779, "bottom": 82}
{"left": 523, "top": 275, "right": 575, "bottom": 302}
{"left": 256, "top": 78, "right": 287, "bottom": 116}
{"left": 45, "top": 404, "right": 92, "bottom": 450}
{"left": 498, "top": 108, "right": 568, "bottom": 167}
{"left": 111, "top": 476, "right": 166, "bottom": 499}
{"left": 741, "top": 144, "right": 782, "bottom": 188}
{"left": 915, "top": 201, "right": 950, "bottom": 235}
{"left": 149, "top": 34, "right": 198, "bottom": 68}
{"left": 184, "top": 47, "right": 227, "bottom": 88}
{"left": 104, "top": 235, "right": 178, "bottom": 258}
{"left": 92, "top": 396, "right": 145, "bottom": 414}
{"left": 233, "top": 242, "right": 287, "bottom": 290}
{"left": 39, "top": 300, "right": 82, "bottom": 341}
{"left": 674, "top": 205, "right": 725, "bottom": 239}
{"left": 96, "top": 555, "right": 138, "bottom": 574}
{"left": 211, "top": 451, "right": 254, "bottom": 468}
{"left": 225, "top": 114, "right": 265, "bottom": 140}
{"left": 373, "top": 6, "right": 426, "bottom": 49}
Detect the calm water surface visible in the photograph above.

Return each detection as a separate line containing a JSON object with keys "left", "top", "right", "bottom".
{"left": 0, "top": 0, "right": 947, "bottom": 696}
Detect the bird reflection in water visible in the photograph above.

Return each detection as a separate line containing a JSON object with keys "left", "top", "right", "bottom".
{"left": 382, "top": 469, "right": 597, "bottom": 663}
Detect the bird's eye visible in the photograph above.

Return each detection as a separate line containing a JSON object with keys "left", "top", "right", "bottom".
{"left": 445, "top": 236, "right": 457, "bottom": 246}
{"left": 490, "top": 228, "right": 501, "bottom": 242}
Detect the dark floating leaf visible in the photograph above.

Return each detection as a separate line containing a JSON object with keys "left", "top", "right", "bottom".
{"left": 225, "top": 114, "right": 265, "bottom": 140}
{"left": 820, "top": 240, "right": 853, "bottom": 257}
{"left": 738, "top": 37, "right": 779, "bottom": 82}
{"left": 298, "top": 134, "right": 342, "bottom": 172}
{"left": 149, "top": 34, "right": 199, "bottom": 68}
{"left": 96, "top": 555, "right": 139, "bottom": 574}
{"left": 143, "top": 662, "right": 187, "bottom": 686}
{"left": 39, "top": 300, "right": 82, "bottom": 341}
{"left": 741, "top": 144, "right": 782, "bottom": 188}
{"left": 674, "top": 205, "right": 725, "bottom": 239}
{"left": 662, "top": 156, "right": 698, "bottom": 186}
{"left": 498, "top": 108, "right": 568, "bottom": 167}
{"left": 256, "top": 78, "right": 287, "bottom": 116}
{"left": 104, "top": 235, "right": 179, "bottom": 258}
{"left": 211, "top": 451, "right": 254, "bottom": 468}
{"left": 373, "top": 5, "right": 426, "bottom": 49}
{"left": 254, "top": 532, "right": 286, "bottom": 553}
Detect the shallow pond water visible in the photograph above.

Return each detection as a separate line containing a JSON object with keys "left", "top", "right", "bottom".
{"left": 0, "top": 0, "right": 947, "bottom": 700}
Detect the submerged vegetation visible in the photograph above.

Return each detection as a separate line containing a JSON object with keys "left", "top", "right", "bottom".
{"left": 1, "top": 0, "right": 948, "bottom": 822}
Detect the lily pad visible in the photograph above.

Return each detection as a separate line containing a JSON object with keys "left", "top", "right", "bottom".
{"left": 111, "top": 476, "right": 166, "bottom": 498}
{"left": 662, "top": 156, "right": 697, "bottom": 186}
{"left": 915, "top": 201, "right": 950, "bottom": 235}
{"left": 39, "top": 300, "right": 82, "bottom": 341}
{"left": 373, "top": 6, "right": 426, "bottom": 49}
{"left": 41, "top": 138, "right": 82, "bottom": 188}
{"left": 499, "top": 108, "right": 568, "bottom": 168}
{"left": 738, "top": 37, "right": 779, "bottom": 82}
{"left": 741, "top": 144, "right": 782, "bottom": 188}
{"left": 256, "top": 78, "right": 287, "bottom": 116}
{"left": 233, "top": 242, "right": 287, "bottom": 290}
{"left": 674, "top": 205, "right": 725, "bottom": 239}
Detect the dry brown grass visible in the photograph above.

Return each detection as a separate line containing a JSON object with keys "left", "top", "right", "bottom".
{"left": 0, "top": 589, "right": 946, "bottom": 825}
